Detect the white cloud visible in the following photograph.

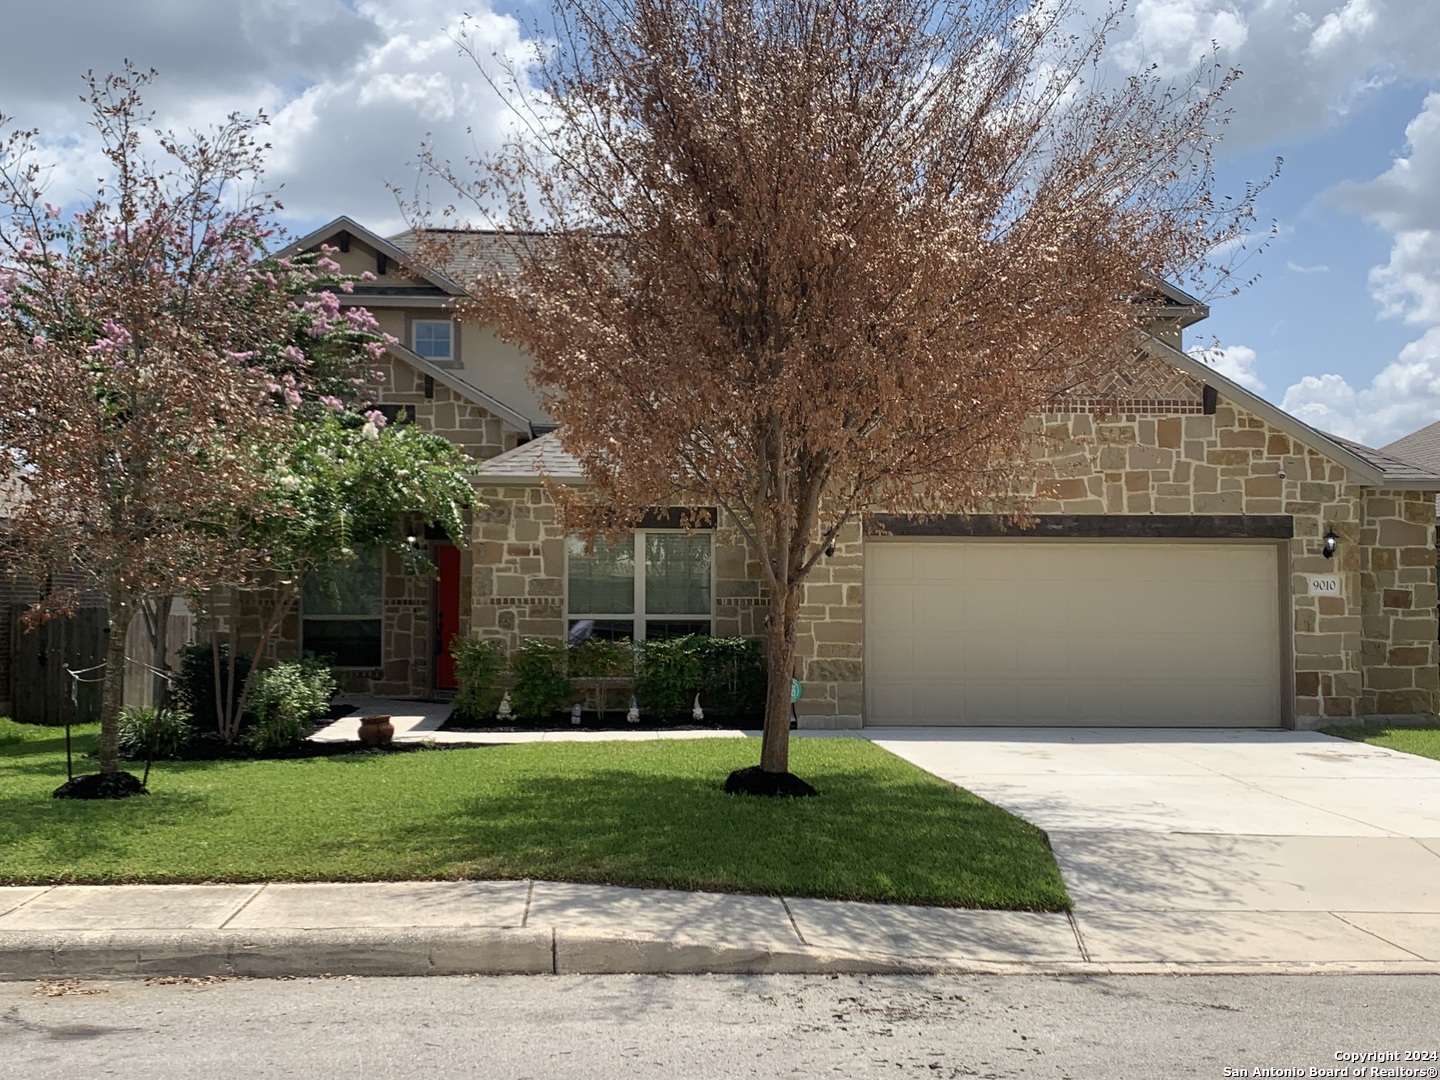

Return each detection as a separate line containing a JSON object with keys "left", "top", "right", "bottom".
{"left": 0, "top": 0, "right": 530, "bottom": 236}
{"left": 1280, "top": 330, "right": 1440, "bottom": 445}
{"left": 1102, "top": 0, "right": 1440, "bottom": 151}
{"left": 1328, "top": 92, "right": 1440, "bottom": 231}
{"left": 1189, "top": 343, "right": 1266, "bottom": 393}
{"left": 1285, "top": 261, "right": 1330, "bottom": 274}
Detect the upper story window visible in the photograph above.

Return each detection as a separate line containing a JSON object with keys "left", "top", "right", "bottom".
{"left": 413, "top": 320, "right": 453, "bottom": 362}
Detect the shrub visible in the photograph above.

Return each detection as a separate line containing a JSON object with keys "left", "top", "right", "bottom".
{"left": 633, "top": 636, "right": 703, "bottom": 717}
{"left": 117, "top": 705, "right": 195, "bottom": 759}
{"left": 631, "top": 636, "right": 765, "bottom": 719}
{"left": 692, "top": 636, "right": 765, "bottom": 718}
{"left": 508, "top": 638, "right": 572, "bottom": 718}
{"left": 242, "top": 659, "right": 337, "bottom": 752}
{"left": 452, "top": 637, "right": 507, "bottom": 720}
{"left": 569, "top": 637, "right": 634, "bottom": 679}
{"left": 176, "top": 643, "right": 252, "bottom": 737}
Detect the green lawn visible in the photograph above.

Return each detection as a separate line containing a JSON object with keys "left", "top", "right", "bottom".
{"left": 0, "top": 721, "right": 1068, "bottom": 910}
{"left": 1321, "top": 722, "right": 1440, "bottom": 763}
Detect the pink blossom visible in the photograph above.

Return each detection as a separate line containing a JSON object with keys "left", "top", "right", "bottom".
{"left": 284, "top": 387, "right": 301, "bottom": 409}
{"left": 363, "top": 409, "right": 389, "bottom": 429}
{"left": 365, "top": 341, "right": 387, "bottom": 359}
{"left": 318, "top": 395, "right": 343, "bottom": 410}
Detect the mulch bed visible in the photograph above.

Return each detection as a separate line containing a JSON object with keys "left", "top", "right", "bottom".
{"left": 53, "top": 771, "right": 149, "bottom": 800}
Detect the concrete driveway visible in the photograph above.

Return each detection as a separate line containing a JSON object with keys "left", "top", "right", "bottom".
{"left": 864, "top": 728, "right": 1440, "bottom": 964}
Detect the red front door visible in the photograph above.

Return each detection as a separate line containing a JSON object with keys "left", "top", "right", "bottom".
{"left": 435, "top": 544, "right": 461, "bottom": 690}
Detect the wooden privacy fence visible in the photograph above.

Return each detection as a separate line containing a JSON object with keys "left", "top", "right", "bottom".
{"left": 8, "top": 602, "right": 196, "bottom": 725}
{"left": 9, "top": 606, "right": 106, "bottom": 726}
{"left": 122, "top": 605, "right": 196, "bottom": 710}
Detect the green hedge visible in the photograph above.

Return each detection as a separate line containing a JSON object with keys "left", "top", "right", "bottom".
{"left": 452, "top": 634, "right": 765, "bottom": 722}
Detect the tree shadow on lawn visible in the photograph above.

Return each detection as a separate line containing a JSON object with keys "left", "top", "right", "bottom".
{"left": 0, "top": 786, "right": 217, "bottom": 883}
{"left": 381, "top": 765, "right": 1070, "bottom": 910}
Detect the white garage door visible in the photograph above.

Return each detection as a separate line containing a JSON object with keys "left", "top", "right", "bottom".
{"left": 864, "top": 541, "right": 1283, "bottom": 727}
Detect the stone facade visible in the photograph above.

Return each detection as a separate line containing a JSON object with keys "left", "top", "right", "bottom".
{"left": 468, "top": 485, "right": 766, "bottom": 651}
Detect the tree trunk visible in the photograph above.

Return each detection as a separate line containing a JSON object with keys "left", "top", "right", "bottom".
{"left": 98, "top": 594, "right": 134, "bottom": 775}
{"left": 760, "top": 581, "right": 801, "bottom": 774}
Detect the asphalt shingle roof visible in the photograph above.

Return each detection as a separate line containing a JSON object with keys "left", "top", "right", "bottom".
{"left": 476, "top": 431, "right": 587, "bottom": 484}
{"left": 1382, "top": 420, "right": 1440, "bottom": 474}
{"left": 1328, "top": 432, "right": 1440, "bottom": 485}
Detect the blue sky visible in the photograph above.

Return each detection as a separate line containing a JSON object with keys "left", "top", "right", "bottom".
{"left": 2, "top": 0, "right": 1438, "bottom": 448}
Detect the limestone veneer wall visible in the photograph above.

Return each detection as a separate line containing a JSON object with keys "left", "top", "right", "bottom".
{"left": 468, "top": 485, "right": 765, "bottom": 651}
{"left": 1007, "top": 404, "right": 1438, "bottom": 726}
{"left": 472, "top": 397, "right": 1439, "bottom": 727}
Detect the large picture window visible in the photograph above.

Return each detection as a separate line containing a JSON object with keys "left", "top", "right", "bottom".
{"left": 302, "top": 550, "right": 383, "bottom": 667}
{"left": 566, "top": 531, "right": 712, "bottom": 641}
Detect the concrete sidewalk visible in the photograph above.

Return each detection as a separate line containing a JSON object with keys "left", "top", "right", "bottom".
{"left": 5, "top": 878, "right": 1440, "bottom": 981}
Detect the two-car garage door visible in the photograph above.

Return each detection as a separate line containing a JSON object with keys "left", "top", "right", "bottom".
{"left": 864, "top": 541, "right": 1283, "bottom": 727}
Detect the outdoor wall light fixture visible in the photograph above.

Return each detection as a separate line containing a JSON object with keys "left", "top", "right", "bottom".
{"left": 1322, "top": 529, "right": 1339, "bottom": 559}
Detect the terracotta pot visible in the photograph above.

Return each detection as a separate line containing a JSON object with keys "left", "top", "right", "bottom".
{"left": 357, "top": 714, "right": 394, "bottom": 747}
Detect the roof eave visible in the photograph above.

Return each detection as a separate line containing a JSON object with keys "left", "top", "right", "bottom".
{"left": 276, "top": 216, "right": 467, "bottom": 297}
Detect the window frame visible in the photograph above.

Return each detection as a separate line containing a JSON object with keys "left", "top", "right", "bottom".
{"left": 300, "top": 549, "right": 386, "bottom": 670}
{"left": 411, "top": 318, "right": 455, "bottom": 364}
{"left": 565, "top": 529, "right": 715, "bottom": 642}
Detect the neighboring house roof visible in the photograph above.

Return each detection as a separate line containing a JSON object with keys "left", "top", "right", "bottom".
{"left": 476, "top": 431, "right": 587, "bottom": 484}
{"left": 1381, "top": 419, "right": 1440, "bottom": 474}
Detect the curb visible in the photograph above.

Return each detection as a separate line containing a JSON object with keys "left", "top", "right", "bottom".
{"left": 6, "top": 930, "right": 1440, "bottom": 980}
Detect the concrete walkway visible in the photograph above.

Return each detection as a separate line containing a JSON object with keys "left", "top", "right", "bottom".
{"left": 310, "top": 697, "right": 751, "bottom": 744}
{"left": 865, "top": 727, "right": 1440, "bottom": 966}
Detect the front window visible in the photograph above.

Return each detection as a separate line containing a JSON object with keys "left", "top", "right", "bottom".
{"left": 413, "top": 320, "right": 453, "bottom": 362}
{"left": 302, "top": 549, "right": 383, "bottom": 667}
{"left": 567, "top": 531, "right": 712, "bottom": 641}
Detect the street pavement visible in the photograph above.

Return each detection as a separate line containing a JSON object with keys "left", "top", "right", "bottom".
{"left": 5, "top": 972, "right": 1440, "bottom": 1080}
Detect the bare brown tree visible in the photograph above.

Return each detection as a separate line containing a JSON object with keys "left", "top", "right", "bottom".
{"left": 420, "top": 0, "right": 1267, "bottom": 780}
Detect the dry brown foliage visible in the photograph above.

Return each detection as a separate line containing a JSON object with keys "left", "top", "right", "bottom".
{"left": 418, "top": 0, "right": 1269, "bottom": 772}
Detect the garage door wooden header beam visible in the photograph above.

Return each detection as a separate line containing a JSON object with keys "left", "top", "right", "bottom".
{"left": 867, "top": 514, "right": 1295, "bottom": 540}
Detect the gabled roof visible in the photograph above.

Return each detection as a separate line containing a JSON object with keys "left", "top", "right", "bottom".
{"left": 1137, "top": 273, "right": 1208, "bottom": 329}
{"left": 1381, "top": 419, "right": 1440, "bottom": 474}
{"left": 1327, "top": 434, "right": 1440, "bottom": 486}
{"left": 1143, "top": 334, "right": 1440, "bottom": 489}
{"left": 475, "top": 431, "right": 587, "bottom": 484}
{"left": 277, "top": 216, "right": 466, "bottom": 296}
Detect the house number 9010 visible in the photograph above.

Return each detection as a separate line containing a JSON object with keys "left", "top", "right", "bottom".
{"left": 1308, "top": 575, "right": 1341, "bottom": 596}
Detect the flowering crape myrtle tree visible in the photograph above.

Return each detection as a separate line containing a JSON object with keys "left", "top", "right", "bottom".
{"left": 423, "top": 0, "right": 1267, "bottom": 788}
{"left": 0, "top": 68, "right": 386, "bottom": 787}
{"left": 203, "top": 412, "right": 476, "bottom": 745}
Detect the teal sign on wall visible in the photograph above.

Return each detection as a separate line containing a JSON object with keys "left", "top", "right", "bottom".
{"left": 790, "top": 678, "right": 802, "bottom": 704}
